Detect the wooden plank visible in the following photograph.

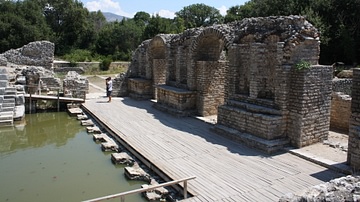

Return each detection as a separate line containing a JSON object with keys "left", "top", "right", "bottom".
{"left": 81, "top": 98, "right": 344, "bottom": 202}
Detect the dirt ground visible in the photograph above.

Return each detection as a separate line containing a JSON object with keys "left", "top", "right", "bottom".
{"left": 299, "top": 131, "right": 348, "bottom": 163}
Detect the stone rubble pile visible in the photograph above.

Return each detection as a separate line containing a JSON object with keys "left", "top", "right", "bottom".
{"left": 63, "top": 71, "right": 88, "bottom": 99}
{"left": 279, "top": 175, "right": 360, "bottom": 202}
{"left": 0, "top": 41, "right": 54, "bottom": 69}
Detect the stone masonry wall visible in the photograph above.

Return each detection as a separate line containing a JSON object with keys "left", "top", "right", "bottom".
{"left": 330, "top": 92, "right": 351, "bottom": 132}
{"left": 63, "top": 71, "right": 88, "bottom": 99}
{"left": 333, "top": 78, "right": 352, "bottom": 95}
{"left": 348, "top": 68, "right": 360, "bottom": 169}
{"left": 126, "top": 15, "right": 331, "bottom": 151}
{"left": 288, "top": 65, "right": 333, "bottom": 147}
{"left": 196, "top": 61, "right": 226, "bottom": 116}
{"left": 0, "top": 41, "right": 54, "bottom": 69}
{"left": 330, "top": 78, "right": 352, "bottom": 132}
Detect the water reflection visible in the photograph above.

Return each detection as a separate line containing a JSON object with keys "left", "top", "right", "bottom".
{"left": 0, "top": 112, "right": 83, "bottom": 155}
{"left": 0, "top": 112, "right": 147, "bottom": 202}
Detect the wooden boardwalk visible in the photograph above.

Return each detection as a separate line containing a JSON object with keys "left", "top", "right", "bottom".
{"left": 82, "top": 97, "right": 344, "bottom": 202}
{"left": 24, "top": 94, "right": 85, "bottom": 103}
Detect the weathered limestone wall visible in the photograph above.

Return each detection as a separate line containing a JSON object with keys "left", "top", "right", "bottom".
{"left": 128, "top": 78, "right": 153, "bottom": 99}
{"left": 196, "top": 61, "right": 226, "bottom": 116}
{"left": 330, "top": 92, "right": 351, "bottom": 131}
{"left": 63, "top": 71, "right": 88, "bottom": 99}
{"left": 348, "top": 68, "right": 360, "bottom": 169}
{"left": 154, "top": 85, "right": 197, "bottom": 116}
{"left": 330, "top": 78, "right": 353, "bottom": 131}
{"left": 124, "top": 15, "right": 333, "bottom": 152}
{"left": 112, "top": 73, "right": 128, "bottom": 97}
{"left": 0, "top": 41, "right": 54, "bottom": 69}
{"left": 287, "top": 65, "right": 333, "bottom": 147}
{"left": 333, "top": 78, "right": 352, "bottom": 95}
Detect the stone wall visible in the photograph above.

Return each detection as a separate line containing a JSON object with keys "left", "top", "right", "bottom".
{"left": 329, "top": 78, "right": 352, "bottom": 132}
{"left": 331, "top": 92, "right": 351, "bottom": 132}
{"left": 123, "top": 15, "right": 334, "bottom": 152}
{"left": 196, "top": 61, "right": 226, "bottom": 116}
{"left": 287, "top": 65, "right": 333, "bottom": 147}
{"left": 332, "top": 78, "right": 352, "bottom": 95}
{"left": 63, "top": 71, "right": 88, "bottom": 99}
{"left": 348, "top": 68, "right": 360, "bottom": 169}
{"left": 0, "top": 41, "right": 54, "bottom": 69}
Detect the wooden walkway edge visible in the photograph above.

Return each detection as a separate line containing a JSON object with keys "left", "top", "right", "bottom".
{"left": 82, "top": 97, "right": 344, "bottom": 202}
{"left": 24, "top": 94, "right": 84, "bottom": 103}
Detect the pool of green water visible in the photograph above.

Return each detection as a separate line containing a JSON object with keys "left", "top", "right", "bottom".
{"left": 0, "top": 112, "right": 147, "bottom": 202}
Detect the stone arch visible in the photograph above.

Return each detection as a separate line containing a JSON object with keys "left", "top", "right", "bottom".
{"left": 191, "top": 27, "right": 232, "bottom": 61}
{"left": 148, "top": 35, "right": 167, "bottom": 59}
{"left": 191, "top": 27, "right": 232, "bottom": 116}
{"left": 148, "top": 35, "right": 170, "bottom": 99}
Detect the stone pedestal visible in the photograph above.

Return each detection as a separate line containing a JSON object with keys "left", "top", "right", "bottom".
{"left": 128, "top": 78, "right": 153, "bottom": 100}
{"left": 153, "top": 85, "right": 196, "bottom": 116}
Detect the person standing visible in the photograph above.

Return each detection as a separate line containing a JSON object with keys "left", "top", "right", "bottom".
{"left": 105, "top": 77, "right": 113, "bottom": 102}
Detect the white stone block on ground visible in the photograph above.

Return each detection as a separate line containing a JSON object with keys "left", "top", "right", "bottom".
{"left": 93, "top": 133, "right": 110, "bottom": 142}
{"left": 77, "top": 114, "right": 88, "bottom": 120}
{"left": 86, "top": 126, "right": 101, "bottom": 133}
{"left": 101, "top": 139, "right": 118, "bottom": 152}
{"left": 81, "top": 119, "right": 94, "bottom": 126}
{"left": 111, "top": 152, "right": 134, "bottom": 165}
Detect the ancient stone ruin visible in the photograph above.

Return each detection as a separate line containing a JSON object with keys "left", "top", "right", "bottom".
{"left": 0, "top": 40, "right": 54, "bottom": 69}
{"left": 63, "top": 71, "right": 89, "bottom": 99}
{"left": 0, "top": 41, "right": 88, "bottom": 117}
{"left": 348, "top": 68, "right": 360, "bottom": 170}
{"left": 116, "top": 15, "right": 332, "bottom": 153}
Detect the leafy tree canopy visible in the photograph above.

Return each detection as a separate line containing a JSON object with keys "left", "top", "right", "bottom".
{"left": 175, "top": 3, "right": 224, "bottom": 29}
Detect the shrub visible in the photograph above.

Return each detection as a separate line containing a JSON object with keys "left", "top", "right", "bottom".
{"left": 100, "top": 57, "right": 112, "bottom": 71}
{"left": 62, "top": 49, "right": 93, "bottom": 62}
{"left": 295, "top": 60, "right": 311, "bottom": 70}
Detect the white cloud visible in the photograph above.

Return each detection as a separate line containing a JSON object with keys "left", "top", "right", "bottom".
{"left": 85, "top": 0, "right": 132, "bottom": 17}
{"left": 155, "top": 10, "right": 175, "bottom": 19}
{"left": 218, "top": 5, "right": 227, "bottom": 16}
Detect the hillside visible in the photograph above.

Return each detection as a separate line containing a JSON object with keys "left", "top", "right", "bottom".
{"left": 103, "top": 12, "right": 128, "bottom": 22}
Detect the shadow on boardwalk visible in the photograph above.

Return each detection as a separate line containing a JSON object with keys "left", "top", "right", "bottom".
{"left": 84, "top": 91, "right": 347, "bottom": 201}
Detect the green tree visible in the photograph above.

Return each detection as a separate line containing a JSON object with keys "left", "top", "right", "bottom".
{"left": 133, "top": 11, "right": 151, "bottom": 26}
{"left": 175, "top": 3, "right": 224, "bottom": 29}
{"left": 95, "top": 19, "right": 143, "bottom": 61}
{"left": 0, "top": 0, "right": 51, "bottom": 52}
{"left": 42, "top": 0, "right": 91, "bottom": 55}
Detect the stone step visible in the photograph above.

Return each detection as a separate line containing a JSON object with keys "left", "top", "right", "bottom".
{"left": 4, "top": 94, "right": 16, "bottom": 99}
{"left": 5, "top": 87, "right": 17, "bottom": 95}
{"left": 0, "top": 111, "right": 14, "bottom": 126}
{"left": 2, "top": 102, "right": 15, "bottom": 108}
{"left": 0, "top": 87, "right": 5, "bottom": 95}
{"left": 232, "top": 94, "right": 278, "bottom": 109}
{"left": 1, "top": 107, "right": 15, "bottom": 112}
{"left": 0, "top": 74, "right": 8, "bottom": 80}
{"left": 0, "top": 112, "right": 13, "bottom": 120}
{"left": 227, "top": 99, "right": 282, "bottom": 115}
{"left": 212, "top": 124, "right": 289, "bottom": 154}
{"left": 217, "top": 104, "right": 285, "bottom": 140}
{"left": 3, "top": 98, "right": 15, "bottom": 104}
{"left": 0, "top": 80, "right": 7, "bottom": 88}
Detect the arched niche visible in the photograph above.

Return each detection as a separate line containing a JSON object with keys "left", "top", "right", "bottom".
{"left": 191, "top": 28, "right": 231, "bottom": 116}
{"left": 148, "top": 36, "right": 168, "bottom": 86}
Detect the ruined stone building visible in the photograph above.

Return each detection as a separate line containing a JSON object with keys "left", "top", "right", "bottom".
{"left": 115, "top": 15, "right": 335, "bottom": 154}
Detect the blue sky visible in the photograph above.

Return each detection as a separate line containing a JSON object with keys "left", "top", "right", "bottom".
{"left": 80, "top": 0, "right": 249, "bottom": 18}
